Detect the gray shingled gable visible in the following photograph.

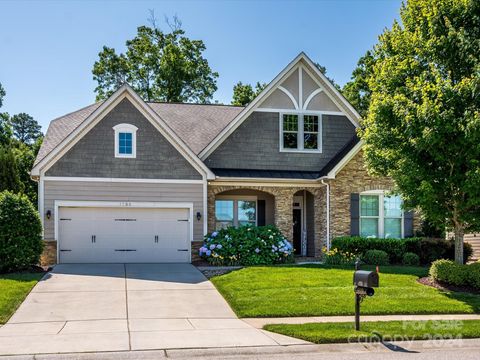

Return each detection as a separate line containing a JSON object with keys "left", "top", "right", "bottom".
{"left": 35, "top": 102, "right": 243, "bottom": 166}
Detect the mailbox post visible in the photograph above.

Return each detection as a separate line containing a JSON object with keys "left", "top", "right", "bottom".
{"left": 353, "top": 261, "right": 379, "bottom": 331}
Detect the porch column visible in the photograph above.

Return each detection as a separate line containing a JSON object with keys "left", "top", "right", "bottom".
{"left": 274, "top": 189, "right": 295, "bottom": 242}
{"left": 314, "top": 186, "right": 328, "bottom": 257}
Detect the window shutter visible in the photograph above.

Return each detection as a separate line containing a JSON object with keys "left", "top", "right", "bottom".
{"left": 350, "top": 193, "right": 360, "bottom": 236}
{"left": 404, "top": 211, "right": 414, "bottom": 238}
{"left": 257, "top": 200, "right": 266, "bottom": 226}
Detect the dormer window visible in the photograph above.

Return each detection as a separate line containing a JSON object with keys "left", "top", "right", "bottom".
{"left": 113, "top": 123, "right": 137, "bottom": 158}
{"left": 280, "top": 113, "right": 321, "bottom": 152}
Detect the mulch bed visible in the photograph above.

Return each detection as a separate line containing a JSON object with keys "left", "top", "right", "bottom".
{"left": 418, "top": 276, "right": 480, "bottom": 294}
{"left": 1, "top": 265, "right": 47, "bottom": 275}
{"left": 196, "top": 266, "right": 243, "bottom": 279}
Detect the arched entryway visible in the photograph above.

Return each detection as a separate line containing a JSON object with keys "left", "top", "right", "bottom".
{"left": 293, "top": 190, "right": 315, "bottom": 256}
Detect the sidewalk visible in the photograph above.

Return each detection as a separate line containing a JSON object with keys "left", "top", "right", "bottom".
{"left": 243, "top": 314, "right": 480, "bottom": 328}
{"left": 2, "top": 338, "right": 480, "bottom": 359}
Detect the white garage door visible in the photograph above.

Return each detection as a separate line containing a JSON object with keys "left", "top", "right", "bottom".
{"left": 58, "top": 207, "right": 190, "bottom": 263}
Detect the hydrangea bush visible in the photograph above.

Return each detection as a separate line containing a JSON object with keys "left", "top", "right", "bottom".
{"left": 199, "top": 225, "right": 294, "bottom": 266}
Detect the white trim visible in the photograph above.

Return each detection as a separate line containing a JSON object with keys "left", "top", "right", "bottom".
{"left": 32, "top": 84, "right": 215, "bottom": 180}
{"left": 39, "top": 176, "right": 45, "bottom": 238}
{"left": 113, "top": 123, "right": 137, "bottom": 158}
{"left": 303, "top": 88, "right": 323, "bottom": 110}
{"left": 43, "top": 176, "right": 204, "bottom": 184}
{"left": 209, "top": 180, "right": 325, "bottom": 188}
{"left": 54, "top": 200, "right": 194, "bottom": 263}
{"left": 279, "top": 112, "right": 322, "bottom": 153}
{"left": 325, "top": 140, "right": 363, "bottom": 179}
{"left": 301, "top": 57, "right": 361, "bottom": 127}
{"left": 202, "top": 179, "right": 208, "bottom": 235}
{"left": 199, "top": 52, "right": 361, "bottom": 160}
{"left": 298, "top": 67, "right": 303, "bottom": 111}
{"left": 199, "top": 53, "right": 307, "bottom": 160}
{"left": 277, "top": 86, "right": 299, "bottom": 110}
{"left": 256, "top": 108, "right": 344, "bottom": 116}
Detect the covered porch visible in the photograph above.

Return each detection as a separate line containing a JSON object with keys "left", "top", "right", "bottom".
{"left": 207, "top": 184, "right": 327, "bottom": 257}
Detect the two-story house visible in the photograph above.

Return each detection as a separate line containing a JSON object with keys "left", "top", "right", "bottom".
{"left": 32, "top": 52, "right": 417, "bottom": 264}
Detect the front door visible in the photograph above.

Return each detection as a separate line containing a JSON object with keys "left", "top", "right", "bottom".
{"left": 293, "top": 209, "right": 302, "bottom": 255}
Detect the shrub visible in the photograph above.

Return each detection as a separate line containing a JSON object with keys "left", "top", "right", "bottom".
{"left": 332, "top": 236, "right": 472, "bottom": 265}
{"left": 362, "top": 250, "right": 390, "bottom": 265}
{"left": 331, "top": 236, "right": 408, "bottom": 263}
{"left": 199, "top": 225, "right": 294, "bottom": 266}
{"left": 407, "top": 238, "right": 473, "bottom": 265}
{"left": 429, "top": 260, "right": 480, "bottom": 290}
{"left": 469, "top": 263, "right": 480, "bottom": 289}
{"left": 402, "top": 252, "right": 420, "bottom": 266}
{"left": 322, "top": 247, "right": 357, "bottom": 266}
{"left": 0, "top": 191, "right": 43, "bottom": 272}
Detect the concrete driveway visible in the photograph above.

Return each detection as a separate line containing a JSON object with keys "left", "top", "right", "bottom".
{"left": 0, "top": 264, "right": 305, "bottom": 355}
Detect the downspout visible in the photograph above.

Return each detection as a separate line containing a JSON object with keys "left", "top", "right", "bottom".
{"left": 321, "top": 179, "right": 330, "bottom": 250}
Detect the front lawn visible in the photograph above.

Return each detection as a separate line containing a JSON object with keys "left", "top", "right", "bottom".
{"left": 0, "top": 272, "right": 44, "bottom": 324}
{"left": 210, "top": 265, "right": 480, "bottom": 317}
{"left": 264, "top": 320, "right": 480, "bottom": 344}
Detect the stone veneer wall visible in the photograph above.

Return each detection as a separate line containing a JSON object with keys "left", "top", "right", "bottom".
{"left": 328, "top": 150, "right": 420, "bottom": 240}
{"left": 208, "top": 184, "right": 327, "bottom": 257}
{"left": 40, "top": 240, "right": 57, "bottom": 266}
{"left": 191, "top": 241, "right": 203, "bottom": 262}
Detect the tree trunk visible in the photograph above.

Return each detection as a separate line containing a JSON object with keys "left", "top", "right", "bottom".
{"left": 453, "top": 222, "right": 464, "bottom": 264}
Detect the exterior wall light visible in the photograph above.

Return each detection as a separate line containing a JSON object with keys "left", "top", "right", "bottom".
{"left": 46, "top": 210, "right": 51, "bottom": 220}
{"left": 196, "top": 211, "right": 202, "bottom": 221}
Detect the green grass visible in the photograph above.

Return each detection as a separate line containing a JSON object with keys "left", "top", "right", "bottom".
{"left": 210, "top": 265, "right": 480, "bottom": 317}
{"left": 264, "top": 320, "right": 480, "bottom": 344}
{"left": 0, "top": 272, "right": 44, "bottom": 324}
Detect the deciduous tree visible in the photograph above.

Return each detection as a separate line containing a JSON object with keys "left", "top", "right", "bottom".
{"left": 92, "top": 18, "right": 218, "bottom": 103}
{"left": 231, "top": 82, "right": 266, "bottom": 106}
{"left": 359, "top": 0, "right": 480, "bottom": 264}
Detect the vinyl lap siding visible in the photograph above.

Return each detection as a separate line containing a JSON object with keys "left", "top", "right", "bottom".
{"left": 465, "top": 233, "right": 480, "bottom": 261}
{"left": 43, "top": 181, "right": 204, "bottom": 241}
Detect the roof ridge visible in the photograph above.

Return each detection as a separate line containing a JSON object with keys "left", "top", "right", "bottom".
{"left": 147, "top": 101, "right": 244, "bottom": 108}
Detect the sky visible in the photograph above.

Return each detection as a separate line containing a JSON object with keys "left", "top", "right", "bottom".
{"left": 0, "top": 0, "right": 402, "bottom": 131}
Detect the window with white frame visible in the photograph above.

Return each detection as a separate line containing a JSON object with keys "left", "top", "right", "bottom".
{"left": 215, "top": 196, "right": 257, "bottom": 229}
{"left": 281, "top": 113, "right": 320, "bottom": 151}
{"left": 113, "top": 124, "right": 138, "bottom": 158}
{"left": 360, "top": 192, "right": 403, "bottom": 238}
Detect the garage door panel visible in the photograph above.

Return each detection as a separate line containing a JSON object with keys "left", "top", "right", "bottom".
{"left": 58, "top": 206, "right": 191, "bottom": 263}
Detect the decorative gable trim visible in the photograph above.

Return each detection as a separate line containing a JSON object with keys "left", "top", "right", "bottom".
{"left": 31, "top": 84, "right": 215, "bottom": 179}
{"left": 199, "top": 52, "right": 361, "bottom": 160}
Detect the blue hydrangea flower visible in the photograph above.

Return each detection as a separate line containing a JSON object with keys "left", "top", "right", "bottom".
{"left": 216, "top": 244, "right": 222, "bottom": 249}
{"left": 211, "top": 231, "right": 218, "bottom": 238}
{"left": 209, "top": 244, "right": 216, "bottom": 250}
{"left": 255, "top": 248, "right": 260, "bottom": 253}
{"left": 206, "top": 250, "right": 211, "bottom": 256}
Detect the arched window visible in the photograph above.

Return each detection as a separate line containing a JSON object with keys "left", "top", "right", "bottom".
{"left": 113, "top": 123, "right": 138, "bottom": 158}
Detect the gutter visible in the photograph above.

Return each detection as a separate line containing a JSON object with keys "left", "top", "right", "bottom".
{"left": 210, "top": 176, "right": 323, "bottom": 186}
{"left": 321, "top": 179, "right": 331, "bottom": 250}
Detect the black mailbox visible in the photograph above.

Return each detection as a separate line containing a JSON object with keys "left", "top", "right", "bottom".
{"left": 353, "top": 270, "right": 379, "bottom": 288}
